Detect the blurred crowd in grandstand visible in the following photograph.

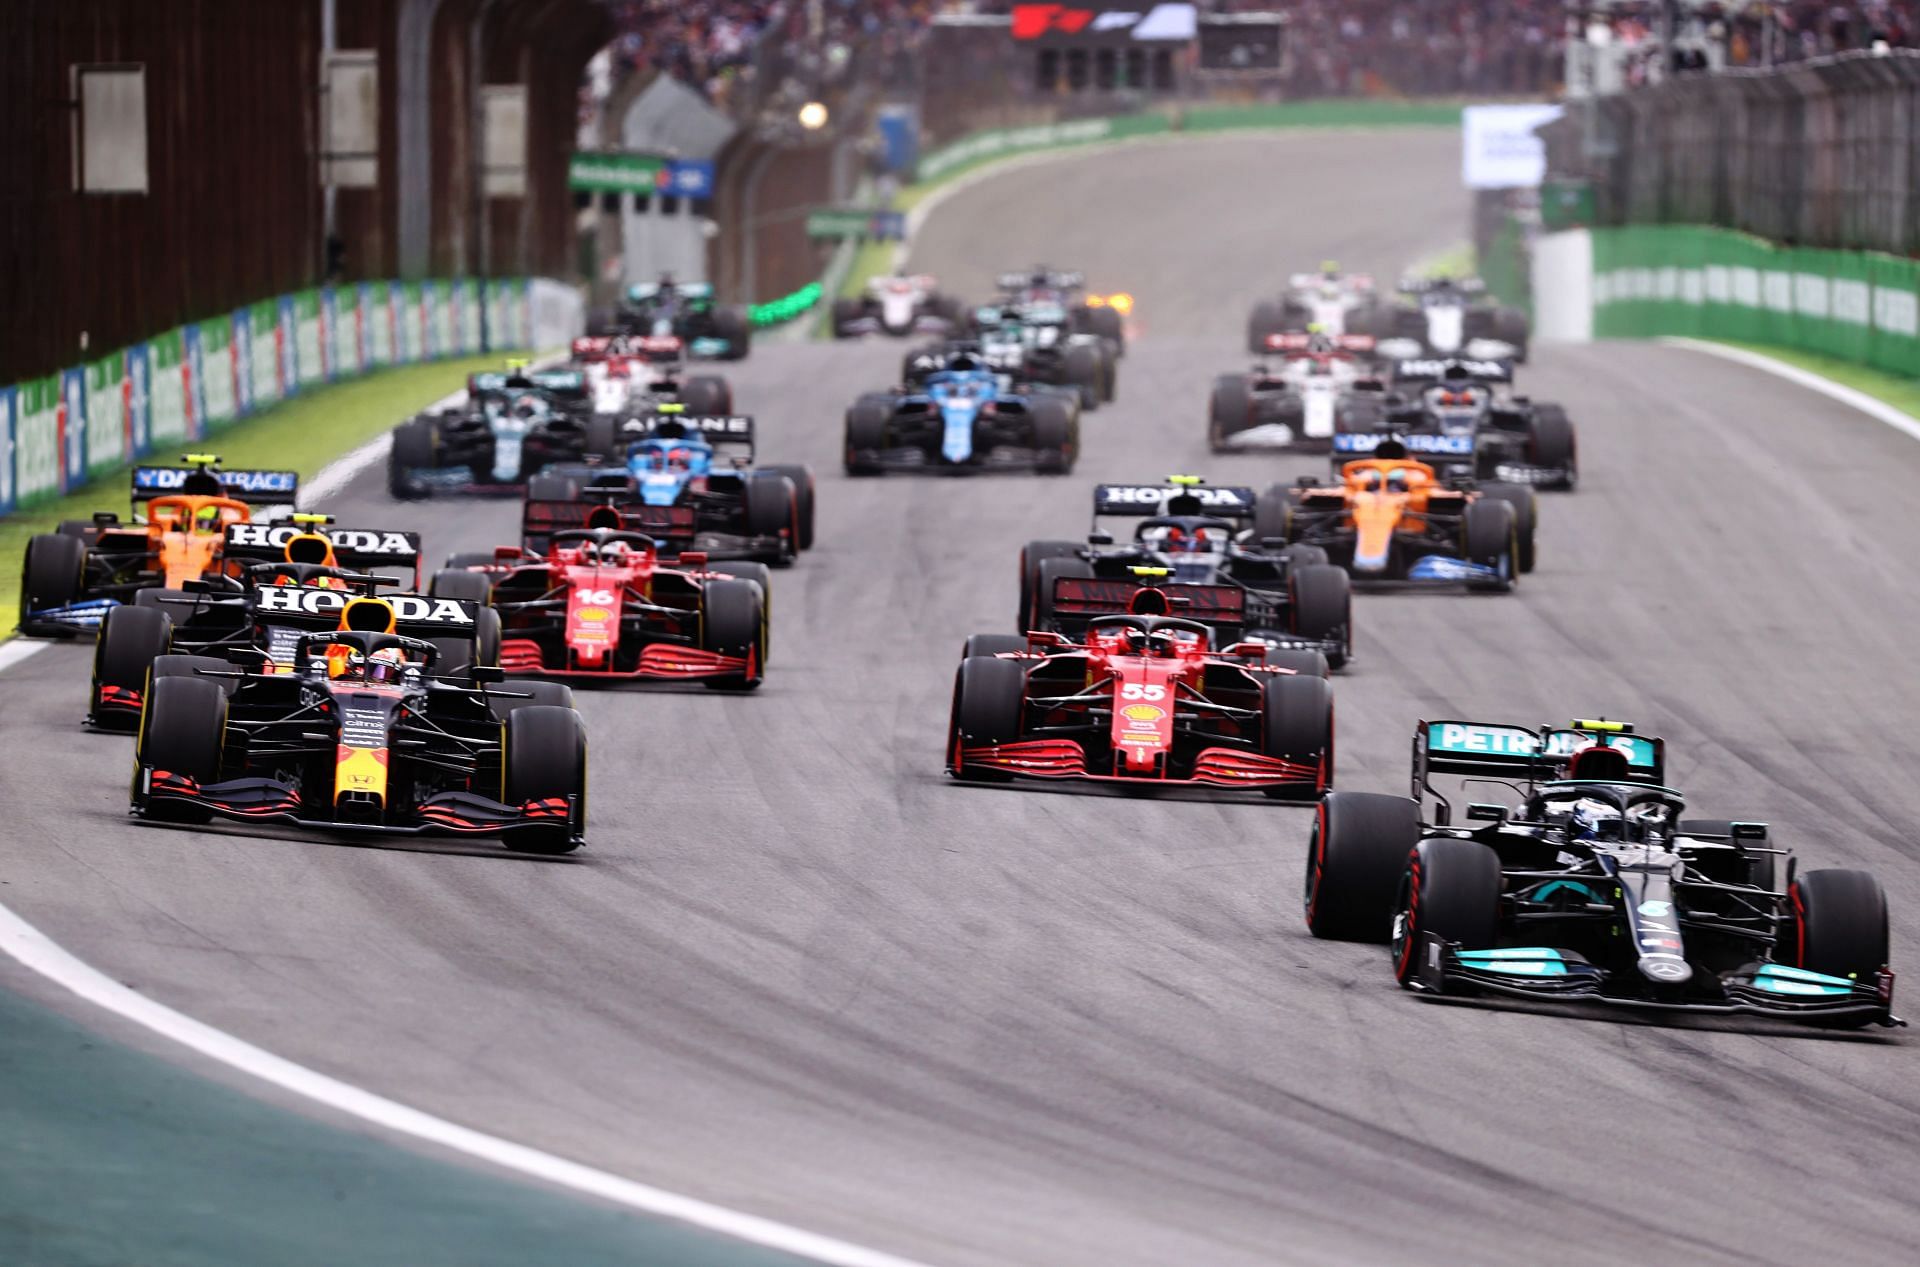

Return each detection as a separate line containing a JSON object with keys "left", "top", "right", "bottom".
{"left": 583, "top": 0, "right": 1920, "bottom": 119}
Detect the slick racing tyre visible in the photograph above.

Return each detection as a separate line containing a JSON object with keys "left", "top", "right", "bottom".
{"left": 1288, "top": 563, "right": 1351, "bottom": 669}
{"left": 962, "top": 633, "right": 1029, "bottom": 659}
{"left": 1208, "top": 374, "right": 1255, "bottom": 451}
{"left": 1528, "top": 405, "right": 1576, "bottom": 488}
{"left": 1460, "top": 498, "right": 1517, "bottom": 592}
{"left": 1260, "top": 673, "right": 1333, "bottom": 801}
{"left": 831, "top": 297, "right": 863, "bottom": 338}
{"left": 1477, "top": 483, "right": 1537, "bottom": 575}
{"left": 585, "top": 414, "right": 621, "bottom": 461}
{"left": 92, "top": 604, "right": 175, "bottom": 729}
{"left": 503, "top": 705, "right": 587, "bottom": 854}
{"left": 1029, "top": 396, "right": 1078, "bottom": 474}
{"left": 1263, "top": 648, "right": 1330, "bottom": 679}
{"left": 21, "top": 532, "right": 85, "bottom": 628}
{"left": 1783, "top": 869, "right": 1889, "bottom": 997}
{"left": 152, "top": 654, "right": 236, "bottom": 695}
{"left": 1246, "top": 300, "right": 1287, "bottom": 354}
{"left": 708, "top": 561, "right": 774, "bottom": 661}
{"left": 700, "top": 578, "right": 767, "bottom": 691}
{"left": 429, "top": 607, "right": 501, "bottom": 685}
{"left": 1393, "top": 837, "right": 1501, "bottom": 986}
{"left": 948, "top": 655, "right": 1026, "bottom": 782}
{"left": 712, "top": 307, "right": 752, "bottom": 360}
{"left": 743, "top": 473, "right": 801, "bottom": 563}
{"left": 1064, "top": 342, "right": 1104, "bottom": 412}
{"left": 844, "top": 395, "right": 891, "bottom": 475}
{"left": 430, "top": 568, "right": 494, "bottom": 605}
{"left": 388, "top": 419, "right": 437, "bottom": 499}
{"left": 1019, "top": 540, "right": 1082, "bottom": 629}
{"left": 1495, "top": 307, "right": 1531, "bottom": 362}
{"left": 757, "top": 464, "right": 815, "bottom": 550}
{"left": 1253, "top": 484, "right": 1297, "bottom": 547}
{"left": 135, "top": 675, "right": 228, "bottom": 824}
{"left": 681, "top": 375, "right": 733, "bottom": 416}
{"left": 1305, "top": 792, "right": 1423, "bottom": 942}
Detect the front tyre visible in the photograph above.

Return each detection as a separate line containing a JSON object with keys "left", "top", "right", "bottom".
{"left": 1305, "top": 792, "right": 1422, "bottom": 942}
{"left": 1260, "top": 673, "right": 1333, "bottom": 800}
{"left": 948, "top": 655, "right": 1026, "bottom": 782}
{"left": 502, "top": 705, "right": 587, "bottom": 854}
{"left": 1393, "top": 837, "right": 1501, "bottom": 987}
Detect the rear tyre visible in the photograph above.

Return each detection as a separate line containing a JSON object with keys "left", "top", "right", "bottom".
{"left": 1460, "top": 499, "right": 1516, "bottom": 591}
{"left": 1477, "top": 483, "right": 1537, "bottom": 574}
{"left": 1018, "top": 540, "right": 1082, "bottom": 629}
{"left": 1247, "top": 300, "right": 1286, "bottom": 354}
{"left": 1029, "top": 396, "right": 1077, "bottom": 474}
{"left": 1063, "top": 343, "right": 1102, "bottom": 412}
{"left": 429, "top": 569, "right": 494, "bottom": 605}
{"left": 707, "top": 561, "right": 773, "bottom": 661}
{"left": 948, "top": 655, "right": 1026, "bottom": 782}
{"left": 1253, "top": 484, "right": 1296, "bottom": 546}
{"left": 831, "top": 298, "right": 863, "bottom": 339}
{"left": 502, "top": 705, "right": 587, "bottom": 854}
{"left": 21, "top": 533, "right": 86, "bottom": 627}
{"left": 1260, "top": 673, "right": 1333, "bottom": 800}
{"left": 1393, "top": 837, "right": 1503, "bottom": 986}
{"left": 1528, "top": 404, "right": 1576, "bottom": 488}
{"left": 1305, "top": 791, "right": 1422, "bottom": 941}
{"left": 1784, "top": 869, "right": 1889, "bottom": 986}
{"left": 757, "top": 464, "right": 815, "bottom": 550}
{"left": 712, "top": 308, "right": 752, "bottom": 360}
{"left": 135, "top": 675, "right": 227, "bottom": 824}
{"left": 388, "top": 419, "right": 436, "bottom": 499}
{"left": 700, "top": 578, "right": 766, "bottom": 691}
{"left": 844, "top": 395, "right": 891, "bottom": 475}
{"left": 680, "top": 375, "right": 732, "bottom": 416}
{"left": 743, "top": 474, "right": 799, "bottom": 562}
{"left": 1288, "top": 563, "right": 1351, "bottom": 668}
{"left": 92, "top": 604, "right": 175, "bottom": 725}
{"left": 1208, "top": 374, "right": 1254, "bottom": 451}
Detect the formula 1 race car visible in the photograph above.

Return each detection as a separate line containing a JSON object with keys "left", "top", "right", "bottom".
{"left": 1328, "top": 357, "right": 1576, "bottom": 489}
{"left": 1373, "top": 276, "right": 1530, "bottom": 363}
{"left": 18, "top": 455, "right": 299, "bottom": 636}
{"left": 84, "top": 518, "right": 476, "bottom": 731}
{"left": 1245, "top": 263, "right": 1380, "bottom": 351}
{"left": 600, "top": 277, "right": 751, "bottom": 361}
{"left": 1303, "top": 718, "right": 1901, "bottom": 1028}
{"left": 845, "top": 352, "right": 1080, "bottom": 475}
{"left": 431, "top": 526, "right": 767, "bottom": 690}
{"left": 524, "top": 411, "right": 813, "bottom": 564}
{"left": 1210, "top": 331, "right": 1385, "bottom": 452}
{"left": 990, "top": 266, "right": 1129, "bottom": 357}
{"left": 831, "top": 273, "right": 967, "bottom": 338}
{"left": 388, "top": 367, "right": 596, "bottom": 498}
{"left": 569, "top": 334, "right": 733, "bottom": 419}
{"left": 1261, "top": 450, "right": 1536, "bottom": 589}
{"left": 947, "top": 598, "right": 1332, "bottom": 798}
{"left": 969, "top": 304, "right": 1116, "bottom": 408}
{"left": 131, "top": 614, "right": 587, "bottom": 854}
{"left": 1018, "top": 477, "right": 1353, "bottom": 668}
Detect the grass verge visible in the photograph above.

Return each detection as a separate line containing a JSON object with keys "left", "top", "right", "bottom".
{"left": 2, "top": 353, "right": 511, "bottom": 637}
{"left": 1712, "top": 342, "right": 1920, "bottom": 418}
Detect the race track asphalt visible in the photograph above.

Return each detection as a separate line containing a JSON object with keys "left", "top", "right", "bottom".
{"left": 3, "top": 129, "right": 1918, "bottom": 1266}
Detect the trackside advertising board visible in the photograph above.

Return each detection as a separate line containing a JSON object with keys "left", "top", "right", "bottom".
{"left": 1588, "top": 225, "right": 1920, "bottom": 378}
{"left": 0, "top": 278, "right": 533, "bottom": 514}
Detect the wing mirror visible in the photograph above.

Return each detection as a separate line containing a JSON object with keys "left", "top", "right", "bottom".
{"left": 1087, "top": 531, "right": 1114, "bottom": 546}
{"left": 1730, "top": 822, "right": 1768, "bottom": 840}
{"left": 1465, "top": 803, "right": 1508, "bottom": 823}
{"left": 469, "top": 665, "right": 506, "bottom": 685}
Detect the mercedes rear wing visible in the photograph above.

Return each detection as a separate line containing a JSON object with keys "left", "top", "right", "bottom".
{"left": 1414, "top": 719, "right": 1667, "bottom": 818}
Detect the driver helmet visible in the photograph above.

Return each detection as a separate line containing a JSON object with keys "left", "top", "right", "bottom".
{"left": 365, "top": 645, "right": 408, "bottom": 686}
{"left": 1357, "top": 469, "right": 1385, "bottom": 492}
{"left": 328, "top": 648, "right": 365, "bottom": 680}
{"left": 509, "top": 394, "right": 544, "bottom": 422}
{"left": 596, "top": 539, "right": 632, "bottom": 565}
{"left": 1160, "top": 524, "right": 1212, "bottom": 554}
{"left": 1570, "top": 797, "right": 1623, "bottom": 842}
{"left": 1385, "top": 468, "right": 1411, "bottom": 493}
{"left": 193, "top": 504, "right": 224, "bottom": 535}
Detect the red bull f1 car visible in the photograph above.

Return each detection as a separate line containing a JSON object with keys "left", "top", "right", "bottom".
{"left": 948, "top": 593, "right": 1333, "bottom": 799}
{"left": 1303, "top": 718, "right": 1901, "bottom": 1028}
{"left": 130, "top": 596, "right": 587, "bottom": 854}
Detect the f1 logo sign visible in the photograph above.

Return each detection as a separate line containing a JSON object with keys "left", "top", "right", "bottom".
{"left": 1011, "top": 5, "right": 1096, "bottom": 38}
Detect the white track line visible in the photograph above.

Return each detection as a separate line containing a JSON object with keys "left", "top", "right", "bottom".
{"left": 1661, "top": 337, "right": 1920, "bottom": 443}
{"left": 0, "top": 360, "right": 939, "bottom": 1267}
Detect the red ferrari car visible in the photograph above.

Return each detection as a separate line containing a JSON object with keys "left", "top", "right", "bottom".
{"left": 947, "top": 596, "right": 1332, "bottom": 798}
{"left": 431, "top": 525, "right": 767, "bottom": 690}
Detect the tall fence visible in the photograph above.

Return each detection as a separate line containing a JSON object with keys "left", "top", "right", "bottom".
{"left": 1539, "top": 49, "right": 1920, "bottom": 257}
{"left": 0, "top": 280, "right": 532, "bottom": 517}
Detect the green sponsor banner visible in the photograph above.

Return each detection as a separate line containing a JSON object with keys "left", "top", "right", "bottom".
{"left": 15, "top": 376, "right": 62, "bottom": 505}
{"left": 364, "top": 281, "right": 393, "bottom": 367}
{"left": 149, "top": 328, "right": 188, "bottom": 444}
{"left": 293, "top": 289, "right": 325, "bottom": 387}
{"left": 568, "top": 152, "right": 667, "bottom": 194}
{"left": 248, "top": 299, "right": 281, "bottom": 409}
{"left": 430, "top": 281, "right": 455, "bottom": 359}
{"left": 85, "top": 354, "right": 126, "bottom": 473}
{"left": 918, "top": 116, "right": 1157, "bottom": 182}
{"left": 1590, "top": 225, "right": 1920, "bottom": 378}
{"left": 398, "top": 283, "right": 425, "bottom": 364}
{"left": 199, "top": 314, "right": 236, "bottom": 425}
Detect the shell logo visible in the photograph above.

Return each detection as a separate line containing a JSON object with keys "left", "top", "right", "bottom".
{"left": 1122, "top": 704, "right": 1165, "bottom": 723}
{"left": 575, "top": 606, "right": 610, "bottom": 623}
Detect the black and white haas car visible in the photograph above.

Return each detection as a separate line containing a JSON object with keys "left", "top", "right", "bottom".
{"left": 1374, "top": 277, "right": 1529, "bottom": 363}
